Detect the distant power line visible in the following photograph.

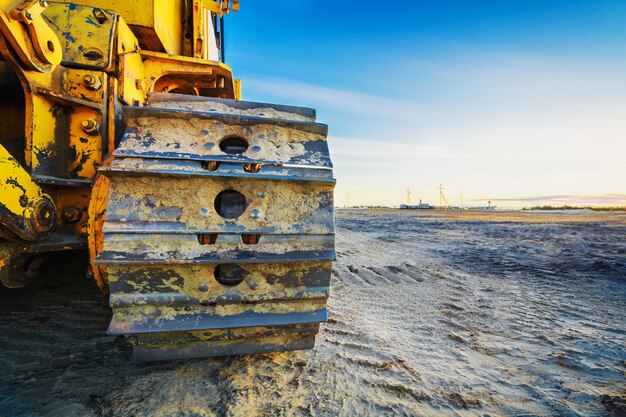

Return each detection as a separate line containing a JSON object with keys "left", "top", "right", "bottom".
{"left": 438, "top": 184, "right": 451, "bottom": 209}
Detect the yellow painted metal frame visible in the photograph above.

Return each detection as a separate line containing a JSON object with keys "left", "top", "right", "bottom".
{"left": 0, "top": 0, "right": 61, "bottom": 71}
{"left": 0, "top": 144, "right": 55, "bottom": 240}
{"left": 87, "top": 168, "right": 110, "bottom": 294}
{"left": 0, "top": 0, "right": 239, "bottom": 278}
{"left": 202, "top": 0, "right": 239, "bottom": 14}
{"left": 0, "top": 145, "right": 46, "bottom": 220}
{"left": 71, "top": 0, "right": 184, "bottom": 56}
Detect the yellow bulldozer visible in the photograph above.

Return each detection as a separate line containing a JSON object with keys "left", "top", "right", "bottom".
{"left": 0, "top": 0, "right": 335, "bottom": 360}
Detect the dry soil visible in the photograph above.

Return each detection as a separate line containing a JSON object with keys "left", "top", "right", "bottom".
{"left": 0, "top": 209, "right": 624, "bottom": 416}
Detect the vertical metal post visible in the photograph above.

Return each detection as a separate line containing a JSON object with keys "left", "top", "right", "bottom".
{"left": 219, "top": 15, "right": 225, "bottom": 62}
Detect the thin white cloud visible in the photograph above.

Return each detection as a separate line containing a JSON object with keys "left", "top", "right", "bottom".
{"left": 244, "top": 52, "right": 626, "bottom": 207}
{"left": 481, "top": 194, "right": 626, "bottom": 207}
{"left": 244, "top": 77, "right": 435, "bottom": 122}
{"left": 328, "top": 135, "right": 550, "bottom": 162}
{"left": 486, "top": 194, "right": 626, "bottom": 203}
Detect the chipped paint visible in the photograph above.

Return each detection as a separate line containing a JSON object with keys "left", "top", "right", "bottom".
{"left": 149, "top": 98, "right": 314, "bottom": 122}
{"left": 0, "top": 1, "right": 335, "bottom": 358}
{"left": 97, "top": 97, "right": 335, "bottom": 359}
{"left": 104, "top": 176, "right": 334, "bottom": 234}
{"left": 119, "top": 116, "right": 325, "bottom": 164}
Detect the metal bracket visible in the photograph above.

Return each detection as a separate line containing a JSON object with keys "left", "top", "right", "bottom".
{"left": 0, "top": 144, "right": 57, "bottom": 241}
{"left": 0, "top": 0, "right": 62, "bottom": 71}
{"left": 202, "top": 0, "right": 239, "bottom": 15}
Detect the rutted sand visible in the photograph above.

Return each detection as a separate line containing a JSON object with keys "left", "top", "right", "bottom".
{"left": 0, "top": 209, "right": 624, "bottom": 416}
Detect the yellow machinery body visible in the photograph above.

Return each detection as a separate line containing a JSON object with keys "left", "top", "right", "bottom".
{"left": 0, "top": 0, "right": 336, "bottom": 360}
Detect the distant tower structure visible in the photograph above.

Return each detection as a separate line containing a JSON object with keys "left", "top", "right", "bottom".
{"left": 438, "top": 184, "right": 443, "bottom": 208}
{"left": 406, "top": 187, "right": 412, "bottom": 206}
{"left": 438, "top": 184, "right": 452, "bottom": 209}
{"left": 346, "top": 192, "right": 350, "bottom": 208}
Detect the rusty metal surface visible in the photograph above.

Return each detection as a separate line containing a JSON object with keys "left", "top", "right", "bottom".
{"left": 100, "top": 177, "right": 334, "bottom": 234}
{"left": 97, "top": 234, "right": 335, "bottom": 263}
{"left": 0, "top": 0, "right": 61, "bottom": 72}
{"left": 131, "top": 335, "right": 316, "bottom": 361}
{"left": 113, "top": 106, "right": 332, "bottom": 167}
{"left": 105, "top": 260, "right": 331, "bottom": 336}
{"left": 0, "top": 144, "right": 57, "bottom": 241}
{"left": 147, "top": 92, "right": 316, "bottom": 121}
{"left": 129, "top": 323, "right": 317, "bottom": 362}
{"left": 97, "top": 97, "right": 335, "bottom": 359}
{"left": 105, "top": 159, "right": 334, "bottom": 182}
{"left": 0, "top": 3, "right": 238, "bottom": 293}
{"left": 44, "top": 3, "right": 117, "bottom": 70}
{"left": 0, "top": 0, "right": 334, "bottom": 356}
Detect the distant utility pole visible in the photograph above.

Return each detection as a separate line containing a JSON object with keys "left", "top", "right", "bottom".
{"left": 438, "top": 184, "right": 444, "bottom": 208}
{"left": 406, "top": 187, "right": 412, "bottom": 205}
{"left": 346, "top": 192, "right": 350, "bottom": 208}
{"left": 438, "top": 184, "right": 451, "bottom": 209}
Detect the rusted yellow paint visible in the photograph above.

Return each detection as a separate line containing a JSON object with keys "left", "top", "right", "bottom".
{"left": 0, "top": 0, "right": 61, "bottom": 72}
{"left": 108, "top": 261, "right": 329, "bottom": 301}
{"left": 72, "top": 0, "right": 184, "bottom": 55}
{"left": 69, "top": 107, "right": 103, "bottom": 180}
{"left": 62, "top": 70, "right": 106, "bottom": 104}
{"left": 111, "top": 298, "right": 325, "bottom": 328}
{"left": 12, "top": 0, "right": 62, "bottom": 66}
{"left": 103, "top": 234, "right": 331, "bottom": 262}
{"left": 130, "top": 325, "right": 311, "bottom": 352}
{"left": 141, "top": 50, "right": 235, "bottom": 97}
{"left": 234, "top": 79, "right": 241, "bottom": 100}
{"left": 0, "top": 144, "right": 45, "bottom": 215}
{"left": 0, "top": 0, "right": 335, "bottom": 360}
{"left": 117, "top": 18, "right": 145, "bottom": 106}
{"left": 202, "top": 0, "right": 239, "bottom": 14}
{"left": 28, "top": 94, "right": 54, "bottom": 172}
{"left": 1, "top": 1, "right": 237, "bottom": 256}
{"left": 105, "top": 176, "right": 333, "bottom": 234}
{"left": 43, "top": 3, "right": 116, "bottom": 71}
{"left": 122, "top": 116, "right": 323, "bottom": 162}
{"left": 87, "top": 170, "right": 111, "bottom": 295}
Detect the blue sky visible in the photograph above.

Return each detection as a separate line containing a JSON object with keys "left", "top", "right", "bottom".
{"left": 226, "top": 1, "right": 626, "bottom": 207}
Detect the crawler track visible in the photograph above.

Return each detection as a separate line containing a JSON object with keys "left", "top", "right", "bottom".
{"left": 95, "top": 93, "right": 335, "bottom": 360}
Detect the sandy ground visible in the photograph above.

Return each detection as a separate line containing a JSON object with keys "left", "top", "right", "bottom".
{"left": 0, "top": 209, "right": 624, "bottom": 417}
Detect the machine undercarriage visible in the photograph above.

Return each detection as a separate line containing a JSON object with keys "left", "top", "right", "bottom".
{"left": 0, "top": 0, "right": 335, "bottom": 360}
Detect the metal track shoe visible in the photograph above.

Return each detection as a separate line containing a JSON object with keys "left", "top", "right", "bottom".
{"left": 93, "top": 93, "right": 335, "bottom": 361}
